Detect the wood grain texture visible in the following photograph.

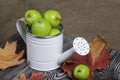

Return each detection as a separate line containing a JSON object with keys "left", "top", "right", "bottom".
{"left": 0, "top": 33, "right": 72, "bottom": 80}
{"left": 0, "top": 33, "right": 120, "bottom": 80}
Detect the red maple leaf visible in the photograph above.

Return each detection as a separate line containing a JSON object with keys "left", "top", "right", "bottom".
{"left": 62, "top": 35, "right": 111, "bottom": 80}
{"left": 17, "top": 72, "right": 45, "bottom": 80}
{"left": 29, "top": 72, "right": 45, "bottom": 80}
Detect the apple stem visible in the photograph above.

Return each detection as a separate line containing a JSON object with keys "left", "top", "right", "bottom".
{"left": 27, "top": 15, "right": 31, "bottom": 18}
{"left": 78, "top": 70, "right": 81, "bottom": 73}
{"left": 56, "top": 18, "right": 62, "bottom": 21}
{"left": 38, "top": 20, "right": 42, "bottom": 23}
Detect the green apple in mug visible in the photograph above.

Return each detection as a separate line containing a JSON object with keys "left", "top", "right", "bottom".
{"left": 49, "top": 28, "right": 60, "bottom": 36}
{"left": 31, "top": 18, "right": 51, "bottom": 37}
{"left": 73, "top": 64, "right": 90, "bottom": 80}
{"left": 24, "top": 10, "right": 42, "bottom": 26}
{"left": 43, "top": 9, "right": 62, "bottom": 27}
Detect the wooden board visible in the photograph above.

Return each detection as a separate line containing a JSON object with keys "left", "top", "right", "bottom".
{"left": 0, "top": 33, "right": 72, "bottom": 80}
{"left": 0, "top": 33, "right": 120, "bottom": 80}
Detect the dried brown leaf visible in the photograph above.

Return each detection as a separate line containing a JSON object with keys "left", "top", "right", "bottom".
{"left": 0, "top": 41, "right": 25, "bottom": 70}
{"left": 29, "top": 72, "right": 45, "bottom": 80}
{"left": 89, "top": 35, "right": 107, "bottom": 66}
{"left": 16, "top": 73, "right": 26, "bottom": 80}
{"left": 17, "top": 72, "right": 45, "bottom": 80}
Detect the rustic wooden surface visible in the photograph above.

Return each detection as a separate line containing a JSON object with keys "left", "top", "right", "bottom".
{"left": 0, "top": 33, "right": 72, "bottom": 80}
{"left": 0, "top": 33, "right": 120, "bottom": 80}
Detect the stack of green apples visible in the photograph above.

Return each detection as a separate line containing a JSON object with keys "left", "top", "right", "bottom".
{"left": 24, "top": 9, "right": 63, "bottom": 37}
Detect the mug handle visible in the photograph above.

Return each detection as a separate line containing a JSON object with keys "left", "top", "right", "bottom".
{"left": 16, "top": 18, "right": 27, "bottom": 43}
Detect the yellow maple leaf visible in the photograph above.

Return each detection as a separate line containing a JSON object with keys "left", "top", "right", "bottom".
{"left": 0, "top": 41, "right": 25, "bottom": 70}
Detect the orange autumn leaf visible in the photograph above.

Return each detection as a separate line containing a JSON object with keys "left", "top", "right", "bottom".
{"left": 0, "top": 41, "right": 25, "bottom": 70}
{"left": 17, "top": 72, "right": 45, "bottom": 80}
{"left": 17, "top": 73, "right": 26, "bottom": 80}
{"left": 29, "top": 72, "right": 45, "bottom": 80}
{"left": 89, "top": 35, "right": 108, "bottom": 66}
{"left": 62, "top": 35, "right": 111, "bottom": 80}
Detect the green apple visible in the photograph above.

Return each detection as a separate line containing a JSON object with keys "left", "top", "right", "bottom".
{"left": 31, "top": 18, "right": 51, "bottom": 36}
{"left": 49, "top": 28, "right": 60, "bottom": 36}
{"left": 43, "top": 9, "right": 62, "bottom": 27}
{"left": 24, "top": 10, "right": 42, "bottom": 26}
{"left": 73, "top": 64, "right": 90, "bottom": 80}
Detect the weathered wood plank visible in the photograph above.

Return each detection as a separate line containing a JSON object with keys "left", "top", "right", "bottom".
{"left": 0, "top": 33, "right": 72, "bottom": 80}
{"left": 1, "top": 33, "right": 120, "bottom": 80}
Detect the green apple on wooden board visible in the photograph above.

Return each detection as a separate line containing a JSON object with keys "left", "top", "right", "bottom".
{"left": 73, "top": 64, "right": 90, "bottom": 80}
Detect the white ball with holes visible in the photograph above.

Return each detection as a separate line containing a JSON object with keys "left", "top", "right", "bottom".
{"left": 73, "top": 37, "right": 90, "bottom": 56}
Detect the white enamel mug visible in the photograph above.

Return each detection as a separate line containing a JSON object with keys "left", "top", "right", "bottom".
{"left": 16, "top": 18, "right": 63, "bottom": 71}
